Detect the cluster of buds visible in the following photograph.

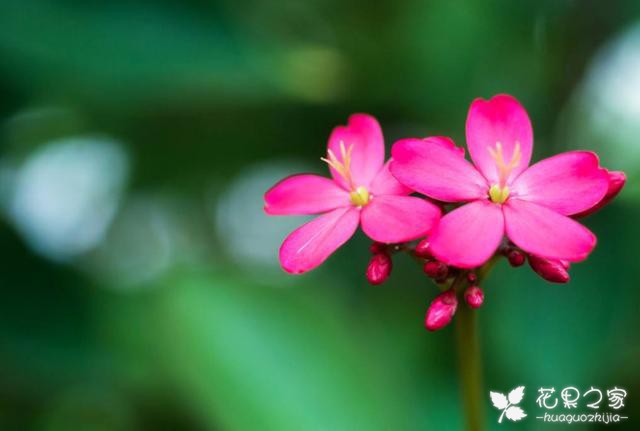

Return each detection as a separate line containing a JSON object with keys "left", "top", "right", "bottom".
{"left": 364, "top": 231, "right": 605, "bottom": 331}
{"left": 365, "top": 238, "right": 491, "bottom": 331}
{"left": 417, "top": 240, "right": 484, "bottom": 329}
{"left": 501, "top": 243, "right": 570, "bottom": 283}
{"left": 424, "top": 272, "right": 485, "bottom": 331}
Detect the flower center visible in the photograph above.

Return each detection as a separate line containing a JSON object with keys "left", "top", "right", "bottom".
{"left": 487, "top": 141, "right": 521, "bottom": 188}
{"left": 321, "top": 141, "right": 355, "bottom": 189}
{"left": 487, "top": 141, "right": 521, "bottom": 204}
{"left": 489, "top": 184, "right": 509, "bottom": 204}
{"left": 321, "top": 141, "right": 371, "bottom": 207}
{"left": 349, "top": 186, "right": 370, "bottom": 207}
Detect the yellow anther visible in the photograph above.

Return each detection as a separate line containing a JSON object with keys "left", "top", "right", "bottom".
{"left": 321, "top": 141, "right": 355, "bottom": 189}
{"left": 350, "top": 186, "right": 370, "bottom": 207}
{"left": 322, "top": 141, "right": 370, "bottom": 206}
{"left": 489, "top": 184, "right": 510, "bottom": 204}
{"left": 488, "top": 141, "right": 522, "bottom": 187}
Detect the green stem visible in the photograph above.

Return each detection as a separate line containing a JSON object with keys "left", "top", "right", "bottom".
{"left": 455, "top": 297, "right": 485, "bottom": 431}
{"left": 406, "top": 248, "right": 500, "bottom": 431}
{"left": 454, "top": 257, "right": 498, "bottom": 431}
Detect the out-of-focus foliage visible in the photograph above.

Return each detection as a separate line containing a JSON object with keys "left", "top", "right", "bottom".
{"left": 0, "top": 0, "right": 639, "bottom": 430}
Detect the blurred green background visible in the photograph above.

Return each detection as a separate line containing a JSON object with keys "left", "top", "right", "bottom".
{"left": 1, "top": 0, "right": 639, "bottom": 430}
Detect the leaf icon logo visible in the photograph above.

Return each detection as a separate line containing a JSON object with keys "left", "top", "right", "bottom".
{"left": 490, "top": 386, "right": 527, "bottom": 423}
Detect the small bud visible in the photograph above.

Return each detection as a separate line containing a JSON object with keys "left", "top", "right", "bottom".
{"left": 369, "top": 242, "right": 386, "bottom": 255}
{"left": 575, "top": 170, "right": 626, "bottom": 218}
{"left": 507, "top": 249, "right": 525, "bottom": 267}
{"left": 366, "top": 253, "right": 393, "bottom": 285}
{"left": 423, "top": 260, "right": 448, "bottom": 280}
{"left": 425, "top": 290, "right": 458, "bottom": 331}
{"left": 466, "top": 272, "right": 478, "bottom": 284}
{"left": 414, "top": 239, "right": 432, "bottom": 258}
{"left": 528, "top": 254, "right": 570, "bottom": 284}
{"left": 464, "top": 286, "right": 484, "bottom": 309}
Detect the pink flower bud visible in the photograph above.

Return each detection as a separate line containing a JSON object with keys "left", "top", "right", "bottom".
{"left": 575, "top": 170, "right": 626, "bottom": 218}
{"left": 423, "top": 260, "right": 448, "bottom": 280}
{"left": 528, "top": 254, "right": 570, "bottom": 283}
{"left": 466, "top": 272, "right": 478, "bottom": 284}
{"left": 369, "top": 242, "right": 386, "bottom": 254}
{"left": 425, "top": 290, "right": 458, "bottom": 331}
{"left": 366, "top": 253, "right": 392, "bottom": 285}
{"left": 414, "top": 239, "right": 432, "bottom": 258}
{"left": 464, "top": 286, "right": 484, "bottom": 309}
{"left": 507, "top": 249, "right": 525, "bottom": 267}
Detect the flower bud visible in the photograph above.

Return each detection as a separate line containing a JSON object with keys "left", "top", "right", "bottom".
{"left": 507, "top": 249, "right": 525, "bottom": 267}
{"left": 369, "top": 241, "right": 386, "bottom": 254}
{"left": 466, "top": 272, "right": 478, "bottom": 284}
{"left": 414, "top": 239, "right": 432, "bottom": 258}
{"left": 425, "top": 290, "right": 458, "bottom": 331}
{"left": 366, "top": 253, "right": 392, "bottom": 285}
{"left": 528, "top": 254, "right": 570, "bottom": 283}
{"left": 464, "top": 286, "right": 484, "bottom": 309}
{"left": 423, "top": 260, "right": 448, "bottom": 280}
{"left": 575, "top": 170, "right": 626, "bottom": 218}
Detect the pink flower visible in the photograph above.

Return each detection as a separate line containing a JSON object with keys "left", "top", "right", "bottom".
{"left": 391, "top": 94, "right": 611, "bottom": 268}
{"left": 265, "top": 114, "right": 441, "bottom": 274}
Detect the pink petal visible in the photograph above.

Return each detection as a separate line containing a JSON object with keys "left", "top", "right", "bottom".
{"left": 264, "top": 174, "right": 349, "bottom": 215}
{"left": 327, "top": 113, "right": 384, "bottom": 189}
{"left": 429, "top": 200, "right": 505, "bottom": 268}
{"left": 390, "top": 138, "right": 488, "bottom": 202}
{"left": 504, "top": 199, "right": 596, "bottom": 262}
{"left": 466, "top": 94, "right": 533, "bottom": 184}
{"left": 279, "top": 207, "right": 360, "bottom": 274}
{"left": 574, "top": 170, "right": 627, "bottom": 218}
{"left": 426, "top": 136, "right": 466, "bottom": 157}
{"left": 511, "top": 151, "right": 609, "bottom": 216}
{"left": 369, "top": 160, "right": 412, "bottom": 196}
{"left": 360, "top": 195, "right": 441, "bottom": 243}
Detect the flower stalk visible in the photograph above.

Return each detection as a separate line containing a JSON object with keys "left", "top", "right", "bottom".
{"left": 455, "top": 299, "right": 485, "bottom": 431}
{"left": 453, "top": 257, "right": 497, "bottom": 431}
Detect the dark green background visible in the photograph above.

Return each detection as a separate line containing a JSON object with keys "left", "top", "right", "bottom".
{"left": 1, "top": 0, "right": 638, "bottom": 429}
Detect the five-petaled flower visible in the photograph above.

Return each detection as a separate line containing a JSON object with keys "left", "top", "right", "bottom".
{"left": 264, "top": 114, "right": 441, "bottom": 273}
{"left": 391, "top": 94, "right": 611, "bottom": 268}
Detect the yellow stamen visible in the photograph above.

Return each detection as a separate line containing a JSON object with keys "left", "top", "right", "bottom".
{"left": 488, "top": 141, "right": 522, "bottom": 188}
{"left": 321, "top": 141, "right": 355, "bottom": 189}
{"left": 489, "top": 184, "right": 510, "bottom": 204}
{"left": 350, "top": 186, "right": 370, "bottom": 207}
{"left": 322, "top": 141, "right": 370, "bottom": 207}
